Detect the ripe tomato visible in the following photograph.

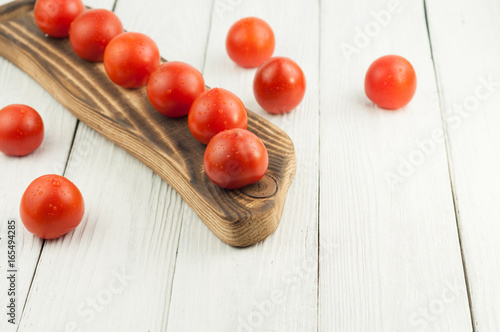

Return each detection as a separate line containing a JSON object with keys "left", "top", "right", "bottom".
{"left": 364, "top": 55, "right": 417, "bottom": 110}
{"left": 188, "top": 88, "right": 247, "bottom": 144}
{"left": 20, "top": 174, "right": 85, "bottom": 239}
{"left": 226, "top": 17, "right": 275, "bottom": 68}
{"left": 204, "top": 128, "right": 268, "bottom": 189}
{"left": 147, "top": 61, "right": 205, "bottom": 118}
{"left": 34, "top": 0, "right": 85, "bottom": 38}
{"left": 0, "top": 104, "right": 44, "bottom": 156}
{"left": 253, "top": 57, "right": 306, "bottom": 114}
{"left": 69, "top": 9, "right": 123, "bottom": 62}
{"left": 103, "top": 32, "right": 160, "bottom": 88}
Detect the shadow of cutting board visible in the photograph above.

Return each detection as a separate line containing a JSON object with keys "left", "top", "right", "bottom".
{"left": 0, "top": 0, "right": 296, "bottom": 247}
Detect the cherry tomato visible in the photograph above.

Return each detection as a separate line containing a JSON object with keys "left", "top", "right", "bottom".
{"left": 226, "top": 17, "right": 275, "bottom": 68}
{"left": 253, "top": 57, "right": 306, "bottom": 114}
{"left": 204, "top": 128, "right": 268, "bottom": 189}
{"left": 34, "top": 0, "right": 85, "bottom": 38}
{"left": 147, "top": 61, "right": 205, "bottom": 118}
{"left": 0, "top": 104, "right": 44, "bottom": 156}
{"left": 103, "top": 32, "right": 160, "bottom": 88}
{"left": 188, "top": 88, "right": 247, "bottom": 144}
{"left": 20, "top": 174, "right": 85, "bottom": 239}
{"left": 364, "top": 55, "right": 417, "bottom": 110}
{"left": 69, "top": 9, "right": 123, "bottom": 62}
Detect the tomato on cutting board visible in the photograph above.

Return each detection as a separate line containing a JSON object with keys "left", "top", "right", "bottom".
{"left": 226, "top": 17, "right": 275, "bottom": 68}
{"left": 253, "top": 57, "right": 306, "bottom": 114}
{"left": 103, "top": 32, "right": 160, "bottom": 88}
{"left": 364, "top": 55, "right": 417, "bottom": 110}
{"left": 147, "top": 61, "right": 205, "bottom": 118}
{"left": 34, "top": 0, "right": 85, "bottom": 38}
{"left": 20, "top": 174, "right": 85, "bottom": 239}
{"left": 204, "top": 128, "right": 269, "bottom": 190}
{"left": 69, "top": 9, "right": 124, "bottom": 62}
{"left": 0, "top": 104, "right": 44, "bottom": 156}
{"left": 188, "top": 88, "right": 248, "bottom": 144}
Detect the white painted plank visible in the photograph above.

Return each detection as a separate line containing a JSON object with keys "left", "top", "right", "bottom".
{"left": 319, "top": 0, "right": 472, "bottom": 331}
{"left": 166, "top": 0, "right": 319, "bottom": 331}
{"left": 426, "top": 0, "right": 500, "bottom": 330}
{"left": 13, "top": 1, "right": 210, "bottom": 331}
{"left": 0, "top": 55, "right": 77, "bottom": 332}
{"left": 0, "top": 0, "right": 83, "bottom": 330}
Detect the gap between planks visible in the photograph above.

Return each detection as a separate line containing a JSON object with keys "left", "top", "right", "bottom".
{"left": 422, "top": 0, "right": 476, "bottom": 330}
{"left": 316, "top": 0, "right": 322, "bottom": 331}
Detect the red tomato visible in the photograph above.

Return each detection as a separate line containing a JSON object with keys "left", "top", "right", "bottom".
{"left": 20, "top": 174, "right": 85, "bottom": 239}
{"left": 204, "top": 128, "right": 268, "bottom": 189}
{"left": 69, "top": 9, "right": 123, "bottom": 62}
{"left": 364, "top": 55, "right": 417, "bottom": 110}
{"left": 188, "top": 88, "right": 247, "bottom": 144}
{"left": 253, "top": 57, "right": 306, "bottom": 114}
{"left": 226, "top": 17, "right": 275, "bottom": 68}
{"left": 34, "top": 0, "right": 85, "bottom": 38}
{"left": 147, "top": 61, "right": 205, "bottom": 118}
{"left": 103, "top": 32, "right": 160, "bottom": 88}
{"left": 0, "top": 104, "right": 44, "bottom": 156}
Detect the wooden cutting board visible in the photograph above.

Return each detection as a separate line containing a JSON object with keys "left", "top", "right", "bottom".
{"left": 0, "top": 0, "right": 296, "bottom": 247}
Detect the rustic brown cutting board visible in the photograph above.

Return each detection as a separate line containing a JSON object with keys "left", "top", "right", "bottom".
{"left": 0, "top": 0, "right": 296, "bottom": 247}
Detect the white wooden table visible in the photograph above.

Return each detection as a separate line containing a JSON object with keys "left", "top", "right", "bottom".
{"left": 0, "top": 0, "right": 498, "bottom": 330}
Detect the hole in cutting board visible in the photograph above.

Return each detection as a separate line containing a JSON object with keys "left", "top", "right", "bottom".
{"left": 240, "top": 174, "right": 278, "bottom": 198}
